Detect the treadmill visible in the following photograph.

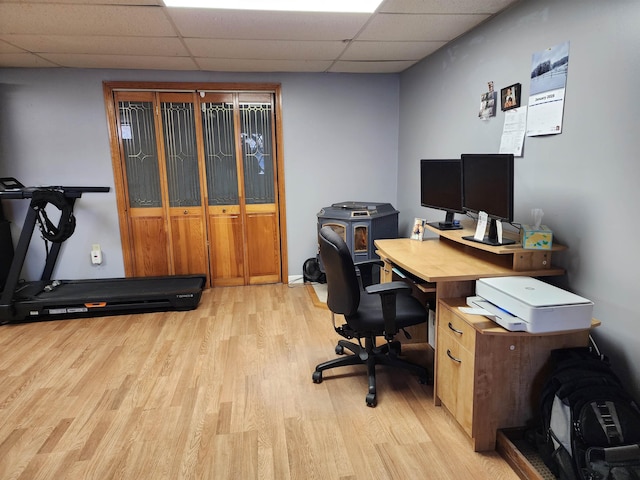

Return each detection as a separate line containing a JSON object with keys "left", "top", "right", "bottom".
{"left": 0, "top": 177, "right": 206, "bottom": 324}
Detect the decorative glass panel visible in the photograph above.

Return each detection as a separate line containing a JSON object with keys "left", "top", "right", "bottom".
{"left": 240, "top": 102, "right": 274, "bottom": 205}
{"left": 324, "top": 223, "right": 346, "bottom": 242}
{"left": 201, "top": 102, "right": 239, "bottom": 205}
{"left": 118, "top": 101, "right": 162, "bottom": 208}
{"left": 161, "top": 102, "right": 201, "bottom": 207}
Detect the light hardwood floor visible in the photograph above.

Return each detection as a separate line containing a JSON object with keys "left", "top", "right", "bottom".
{"left": 0, "top": 284, "right": 520, "bottom": 479}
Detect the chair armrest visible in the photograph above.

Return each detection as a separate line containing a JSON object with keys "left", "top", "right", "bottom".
{"left": 365, "top": 281, "right": 411, "bottom": 339}
{"left": 365, "top": 280, "right": 410, "bottom": 295}
{"left": 354, "top": 259, "right": 384, "bottom": 288}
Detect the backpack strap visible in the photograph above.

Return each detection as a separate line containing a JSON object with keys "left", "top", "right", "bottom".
{"left": 592, "top": 401, "right": 625, "bottom": 444}
{"left": 586, "top": 443, "right": 640, "bottom": 463}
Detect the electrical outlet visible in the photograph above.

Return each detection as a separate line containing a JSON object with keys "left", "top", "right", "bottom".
{"left": 91, "top": 244, "right": 102, "bottom": 265}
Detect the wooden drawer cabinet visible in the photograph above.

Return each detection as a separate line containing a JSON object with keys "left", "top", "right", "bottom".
{"left": 440, "top": 305, "right": 475, "bottom": 351}
{"left": 435, "top": 298, "right": 594, "bottom": 451}
{"left": 436, "top": 317, "right": 475, "bottom": 436}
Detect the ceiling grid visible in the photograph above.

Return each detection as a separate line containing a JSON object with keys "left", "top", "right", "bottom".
{"left": 0, "top": 0, "right": 519, "bottom": 73}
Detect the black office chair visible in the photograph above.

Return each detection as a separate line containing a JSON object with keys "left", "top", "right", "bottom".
{"left": 312, "top": 226, "right": 429, "bottom": 407}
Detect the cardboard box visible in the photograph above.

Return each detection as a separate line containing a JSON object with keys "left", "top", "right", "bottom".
{"left": 520, "top": 224, "right": 553, "bottom": 250}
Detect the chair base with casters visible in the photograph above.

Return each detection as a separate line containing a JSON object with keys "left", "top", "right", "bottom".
{"left": 312, "top": 332, "right": 429, "bottom": 407}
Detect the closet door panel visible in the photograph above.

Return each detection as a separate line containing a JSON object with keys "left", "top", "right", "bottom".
{"left": 201, "top": 94, "right": 245, "bottom": 285}
{"left": 169, "top": 207, "right": 207, "bottom": 276}
{"left": 116, "top": 93, "right": 169, "bottom": 277}
{"left": 208, "top": 205, "right": 244, "bottom": 286}
{"left": 246, "top": 205, "right": 279, "bottom": 284}
{"left": 239, "top": 94, "right": 281, "bottom": 283}
{"left": 159, "top": 93, "right": 209, "bottom": 278}
{"left": 129, "top": 209, "right": 170, "bottom": 276}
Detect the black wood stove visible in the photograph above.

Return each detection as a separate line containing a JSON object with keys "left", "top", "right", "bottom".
{"left": 316, "top": 201, "right": 399, "bottom": 269}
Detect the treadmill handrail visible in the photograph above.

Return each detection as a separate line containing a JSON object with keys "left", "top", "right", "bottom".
{"left": 0, "top": 185, "right": 110, "bottom": 199}
{"left": 0, "top": 183, "right": 110, "bottom": 321}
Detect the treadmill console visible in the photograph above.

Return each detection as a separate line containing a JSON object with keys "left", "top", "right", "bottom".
{"left": 0, "top": 177, "right": 25, "bottom": 191}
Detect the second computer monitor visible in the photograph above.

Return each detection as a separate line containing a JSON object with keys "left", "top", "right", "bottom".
{"left": 461, "top": 153, "right": 515, "bottom": 245}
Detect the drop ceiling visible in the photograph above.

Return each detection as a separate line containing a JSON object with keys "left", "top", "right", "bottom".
{"left": 0, "top": 0, "right": 519, "bottom": 73}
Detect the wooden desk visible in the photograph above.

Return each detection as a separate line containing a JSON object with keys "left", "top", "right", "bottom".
{"left": 374, "top": 230, "right": 595, "bottom": 452}
{"left": 375, "top": 233, "right": 565, "bottom": 304}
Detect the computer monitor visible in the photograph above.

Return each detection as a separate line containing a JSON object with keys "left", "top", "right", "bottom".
{"left": 420, "top": 159, "right": 464, "bottom": 230}
{"left": 461, "top": 153, "right": 515, "bottom": 246}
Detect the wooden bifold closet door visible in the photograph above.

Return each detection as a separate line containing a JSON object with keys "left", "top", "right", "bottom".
{"left": 104, "top": 83, "right": 286, "bottom": 287}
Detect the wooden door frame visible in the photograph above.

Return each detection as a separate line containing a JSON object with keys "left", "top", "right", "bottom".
{"left": 102, "top": 81, "right": 288, "bottom": 285}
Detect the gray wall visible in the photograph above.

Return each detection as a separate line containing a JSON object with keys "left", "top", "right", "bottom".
{"left": 397, "top": 0, "right": 640, "bottom": 398}
{"left": 0, "top": 69, "right": 399, "bottom": 281}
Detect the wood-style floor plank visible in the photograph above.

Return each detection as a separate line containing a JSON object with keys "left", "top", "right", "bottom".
{"left": 0, "top": 284, "right": 520, "bottom": 479}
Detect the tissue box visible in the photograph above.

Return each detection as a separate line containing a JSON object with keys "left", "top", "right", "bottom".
{"left": 520, "top": 224, "right": 553, "bottom": 250}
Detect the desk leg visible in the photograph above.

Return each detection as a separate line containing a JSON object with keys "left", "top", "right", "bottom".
{"left": 433, "top": 280, "right": 475, "bottom": 407}
{"left": 380, "top": 257, "right": 394, "bottom": 283}
{"left": 435, "top": 281, "right": 475, "bottom": 304}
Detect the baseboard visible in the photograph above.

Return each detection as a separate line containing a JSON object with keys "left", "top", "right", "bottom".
{"left": 496, "top": 428, "right": 554, "bottom": 480}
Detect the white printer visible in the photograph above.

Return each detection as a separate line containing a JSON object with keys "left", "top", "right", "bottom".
{"left": 467, "top": 276, "right": 593, "bottom": 333}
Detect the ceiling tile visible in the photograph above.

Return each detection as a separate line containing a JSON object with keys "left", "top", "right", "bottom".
{"left": 359, "top": 12, "right": 491, "bottom": 41}
{"left": 195, "top": 57, "right": 333, "bottom": 72}
{"left": 185, "top": 38, "right": 346, "bottom": 60}
{"left": 329, "top": 60, "right": 417, "bottom": 73}
{"left": 168, "top": 9, "right": 369, "bottom": 40}
{"left": 39, "top": 53, "right": 199, "bottom": 70}
{"left": 0, "top": 52, "right": 59, "bottom": 67}
{"left": 0, "top": 4, "right": 176, "bottom": 36}
{"left": 15, "top": 0, "right": 163, "bottom": 4}
{"left": 341, "top": 40, "right": 446, "bottom": 61}
{"left": 0, "top": 40, "right": 27, "bottom": 54}
{"left": 0, "top": 35, "right": 190, "bottom": 56}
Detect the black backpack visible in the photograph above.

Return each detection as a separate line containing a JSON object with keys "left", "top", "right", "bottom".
{"left": 535, "top": 345, "right": 640, "bottom": 480}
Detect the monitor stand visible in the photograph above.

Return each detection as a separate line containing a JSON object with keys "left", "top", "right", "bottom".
{"left": 427, "top": 221, "right": 463, "bottom": 231}
{"left": 426, "top": 212, "right": 462, "bottom": 230}
{"left": 462, "top": 218, "right": 515, "bottom": 246}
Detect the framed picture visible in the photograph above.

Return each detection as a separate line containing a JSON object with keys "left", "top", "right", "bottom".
{"left": 410, "top": 217, "right": 425, "bottom": 241}
{"left": 501, "top": 83, "right": 521, "bottom": 111}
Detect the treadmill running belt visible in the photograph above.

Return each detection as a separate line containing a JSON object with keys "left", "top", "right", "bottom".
{"left": 6, "top": 275, "right": 206, "bottom": 323}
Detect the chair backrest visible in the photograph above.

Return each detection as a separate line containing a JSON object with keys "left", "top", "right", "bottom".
{"left": 318, "top": 226, "right": 360, "bottom": 316}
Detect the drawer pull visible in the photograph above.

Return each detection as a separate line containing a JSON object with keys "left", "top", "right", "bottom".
{"left": 446, "top": 349, "right": 462, "bottom": 363}
{"left": 448, "top": 322, "right": 463, "bottom": 335}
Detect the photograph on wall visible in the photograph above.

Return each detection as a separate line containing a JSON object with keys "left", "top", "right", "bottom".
{"left": 478, "top": 81, "right": 497, "bottom": 120}
{"left": 526, "top": 41, "right": 570, "bottom": 136}
{"left": 501, "top": 83, "right": 521, "bottom": 111}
